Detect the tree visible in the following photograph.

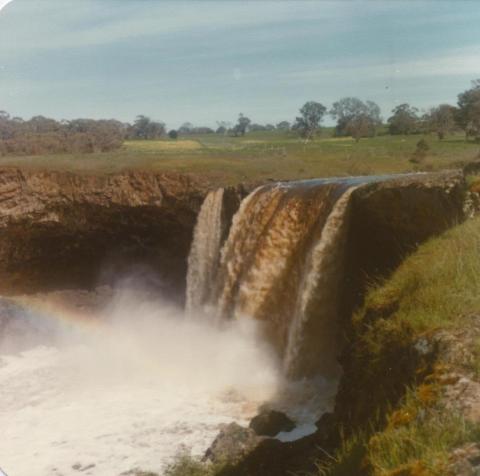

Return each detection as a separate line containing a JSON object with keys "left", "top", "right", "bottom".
{"left": 293, "top": 101, "right": 327, "bottom": 141}
{"left": 457, "top": 79, "right": 480, "bottom": 140}
{"left": 178, "top": 122, "right": 193, "bottom": 134}
{"left": 168, "top": 129, "right": 178, "bottom": 140}
{"left": 129, "top": 115, "right": 165, "bottom": 140}
{"left": 0, "top": 111, "right": 126, "bottom": 156}
{"left": 249, "top": 123, "right": 267, "bottom": 132}
{"left": 426, "top": 104, "right": 457, "bottom": 139}
{"left": 387, "top": 104, "right": 420, "bottom": 135}
{"left": 191, "top": 126, "right": 214, "bottom": 134}
{"left": 276, "top": 121, "right": 291, "bottom": 131}
{"left": 233, "top": 113, "right": 251, "bottom": 136}
{"left": 410, "top": 138, "right": 429, "bottom": 163}
{"left": 216, "top": 121, "right": 230, "bottom": 135}
{"left": 330, "top": 97, "right": 381, "bottom": 141}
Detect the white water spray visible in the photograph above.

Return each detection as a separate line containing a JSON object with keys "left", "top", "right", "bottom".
{"left": 0, "top": 286, "right": 282, "bottom": 476}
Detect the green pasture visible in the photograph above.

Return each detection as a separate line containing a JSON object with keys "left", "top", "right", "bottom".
{"left": 0, "top": 131, "right": 477, "bottom": 185}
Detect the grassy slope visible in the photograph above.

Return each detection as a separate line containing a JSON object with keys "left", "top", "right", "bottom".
{"left": 320, "top": 216, "right": 480, "bottom": 476}
{"left": 0, "top": 132, "right": 477, "bottom": 185}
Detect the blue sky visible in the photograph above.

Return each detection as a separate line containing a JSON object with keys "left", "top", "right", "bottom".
{"left": 0, "top": 0, "right": 479, "bottom": 128}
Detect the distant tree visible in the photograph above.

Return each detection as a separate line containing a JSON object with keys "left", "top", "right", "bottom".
{"left": 168, "top": 130, "right": 178, "bottom": 140}
{"left": 233, "top": 113, "right": 251, "bottom": 136}
{"left": 457, "top": 79, "right": 480, "bottom": 140}
{"left": 129, "top": 115, "right": 165, "bottom": 140}
{"left": 387, "top": 104, "right": 420, "bottom": 135}
{"left": 28, "top": 116, "right": 61, "bottom": 134}
{"left": 265, "top": 124, "right": 276, "bottom": 131}
{"left": 191, "top": 126, "right": 214, "bottom": 134}
{"left": 293, "top": 101, "right": 327, "bottom": 142}
{"left": 66, "top": 118, "right": 125, "bottom": 152}
{"left": 249, "top": 123, "right": 267, "bottom": 132}
{"left": 410, "top": 138, "right": 430, "bottom": 163}
{"left": 330, "top": 97, "right": 381, "bottom": 141}
{"left": 276, "top": 121, "right": 291, "bottom": 131}
{"left": 0, "top": 111, "right": 125, "bottom": 156}
{"left": 216, "top": 121, "right": 231, "bottom": 134}
{"left": 425, "top": 104, "right": 457, "bottom": 139}
{"left": 178, "top": 122, "right": 193, "bottom": 134}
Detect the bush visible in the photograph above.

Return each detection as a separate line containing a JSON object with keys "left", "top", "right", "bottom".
{"left": 0, "top": 112, "right": 126, "bottom": 156}
{"left": 410, "top": 139, "right": 429, "bottom": 163}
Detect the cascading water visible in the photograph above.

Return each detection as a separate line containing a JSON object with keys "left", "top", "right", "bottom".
{"left": 185, "top": 188, "right": 225, "bottom": 314}
{"left": 186, "top": 179, "right": 364, "bottom": 377}
{"left": 283, "top": 186, "right": 359, "bottom": 377}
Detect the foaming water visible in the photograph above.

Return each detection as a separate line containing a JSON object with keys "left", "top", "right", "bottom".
{"left": 0, "top": 287, "right": 334, "bottom": 476}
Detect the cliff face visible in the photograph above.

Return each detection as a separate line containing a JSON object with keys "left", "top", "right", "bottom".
{"left": 0, "top": 168, "right": 209, "bottom": 298}
{"left": 341, "top": 171, "right": 466, "bottom": 319}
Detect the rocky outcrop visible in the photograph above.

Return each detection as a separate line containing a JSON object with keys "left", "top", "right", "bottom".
{"left": 249, "top": 410, "right": 295, "bottom": 437}
{"left": 344, "top": 170, "right": 465, "bottom": 313}
{"left": 0, "top": 168, "right": 211, "bottom": 297}
{"left": 203, "top": 423, "right": 265, "bottom": 464}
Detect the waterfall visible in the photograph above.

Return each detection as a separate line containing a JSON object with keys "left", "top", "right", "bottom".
{"left": 185, "top": 188, "right": 225, "bottom": 314}
{"left": 186, "top": 179, "right": 362, "bottom": 377}
{"left": 283, "top": 186, "right": 358, "bottom": 377}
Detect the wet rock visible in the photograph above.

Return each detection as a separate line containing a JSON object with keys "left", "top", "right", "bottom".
{"left": 204, "top": 422, "right": 265, "bottom": 463}
{"left": 249, "top": 409, "right": 295, "bottom": 437}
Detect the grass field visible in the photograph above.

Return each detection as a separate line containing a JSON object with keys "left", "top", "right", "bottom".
{"left": 0, "top": 131, "right": 478, "bottom": 185}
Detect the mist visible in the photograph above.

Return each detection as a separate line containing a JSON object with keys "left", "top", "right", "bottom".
{"left": 0, "top": 280, "right": 283, "bottom": 476}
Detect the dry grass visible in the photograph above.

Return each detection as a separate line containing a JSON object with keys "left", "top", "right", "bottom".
{"left": 124, "top": 139, "right": 203, "bottom": 151}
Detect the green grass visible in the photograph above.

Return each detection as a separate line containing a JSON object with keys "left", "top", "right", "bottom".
{"left": 0, "top": 131, "right": 477, "bottom": 185}
{"left": 319, "top": 410, "right": 480, "bottom": 476}
{"left": 316, "top": 216, "right": 480, "bottom": 476}
{"left": 362, "top": 217, "right": 480, "bottom": 333}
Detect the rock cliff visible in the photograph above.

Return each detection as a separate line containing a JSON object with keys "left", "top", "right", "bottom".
{"left": 0, "top": 168, "right": 209, "bottom": 298}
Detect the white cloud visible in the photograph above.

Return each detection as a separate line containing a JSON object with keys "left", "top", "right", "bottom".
{"left": 0, "top": 1, "right": 344, "bottom": 51}
{"left": 282, "top": 46, "right": 480, "bottom": 83}
{"left": 0, "top": 0, "right": 14, "bottom": 12}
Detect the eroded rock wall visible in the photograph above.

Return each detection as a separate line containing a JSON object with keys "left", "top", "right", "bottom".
{"left": 0, "top": 168, "right": 209, "bottom": 298}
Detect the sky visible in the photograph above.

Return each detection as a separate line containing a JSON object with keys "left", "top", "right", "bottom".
{"left": 0, "top": 0, "right": 479, "bottom": 128}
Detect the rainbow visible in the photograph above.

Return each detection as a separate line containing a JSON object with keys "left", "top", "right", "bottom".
{"left": 2, "top": 294, "right": 105, "bottom": 333}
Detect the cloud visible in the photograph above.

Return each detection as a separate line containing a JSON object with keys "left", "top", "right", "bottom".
{"left": 281, "top": 46, "right": 480, "bottom": 83}
{"left": 0, "top": 0, "right": 14, "bottom": 12}
{"left": 0, "top": 1, "right": 344, "bottom": 51}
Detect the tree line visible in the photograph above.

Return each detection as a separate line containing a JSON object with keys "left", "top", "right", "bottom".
{"left": 1, "top": 79, "right": 479, "bottom": 156}
{"left": 221, "top": 79, "right": 480, "bottom": 143}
